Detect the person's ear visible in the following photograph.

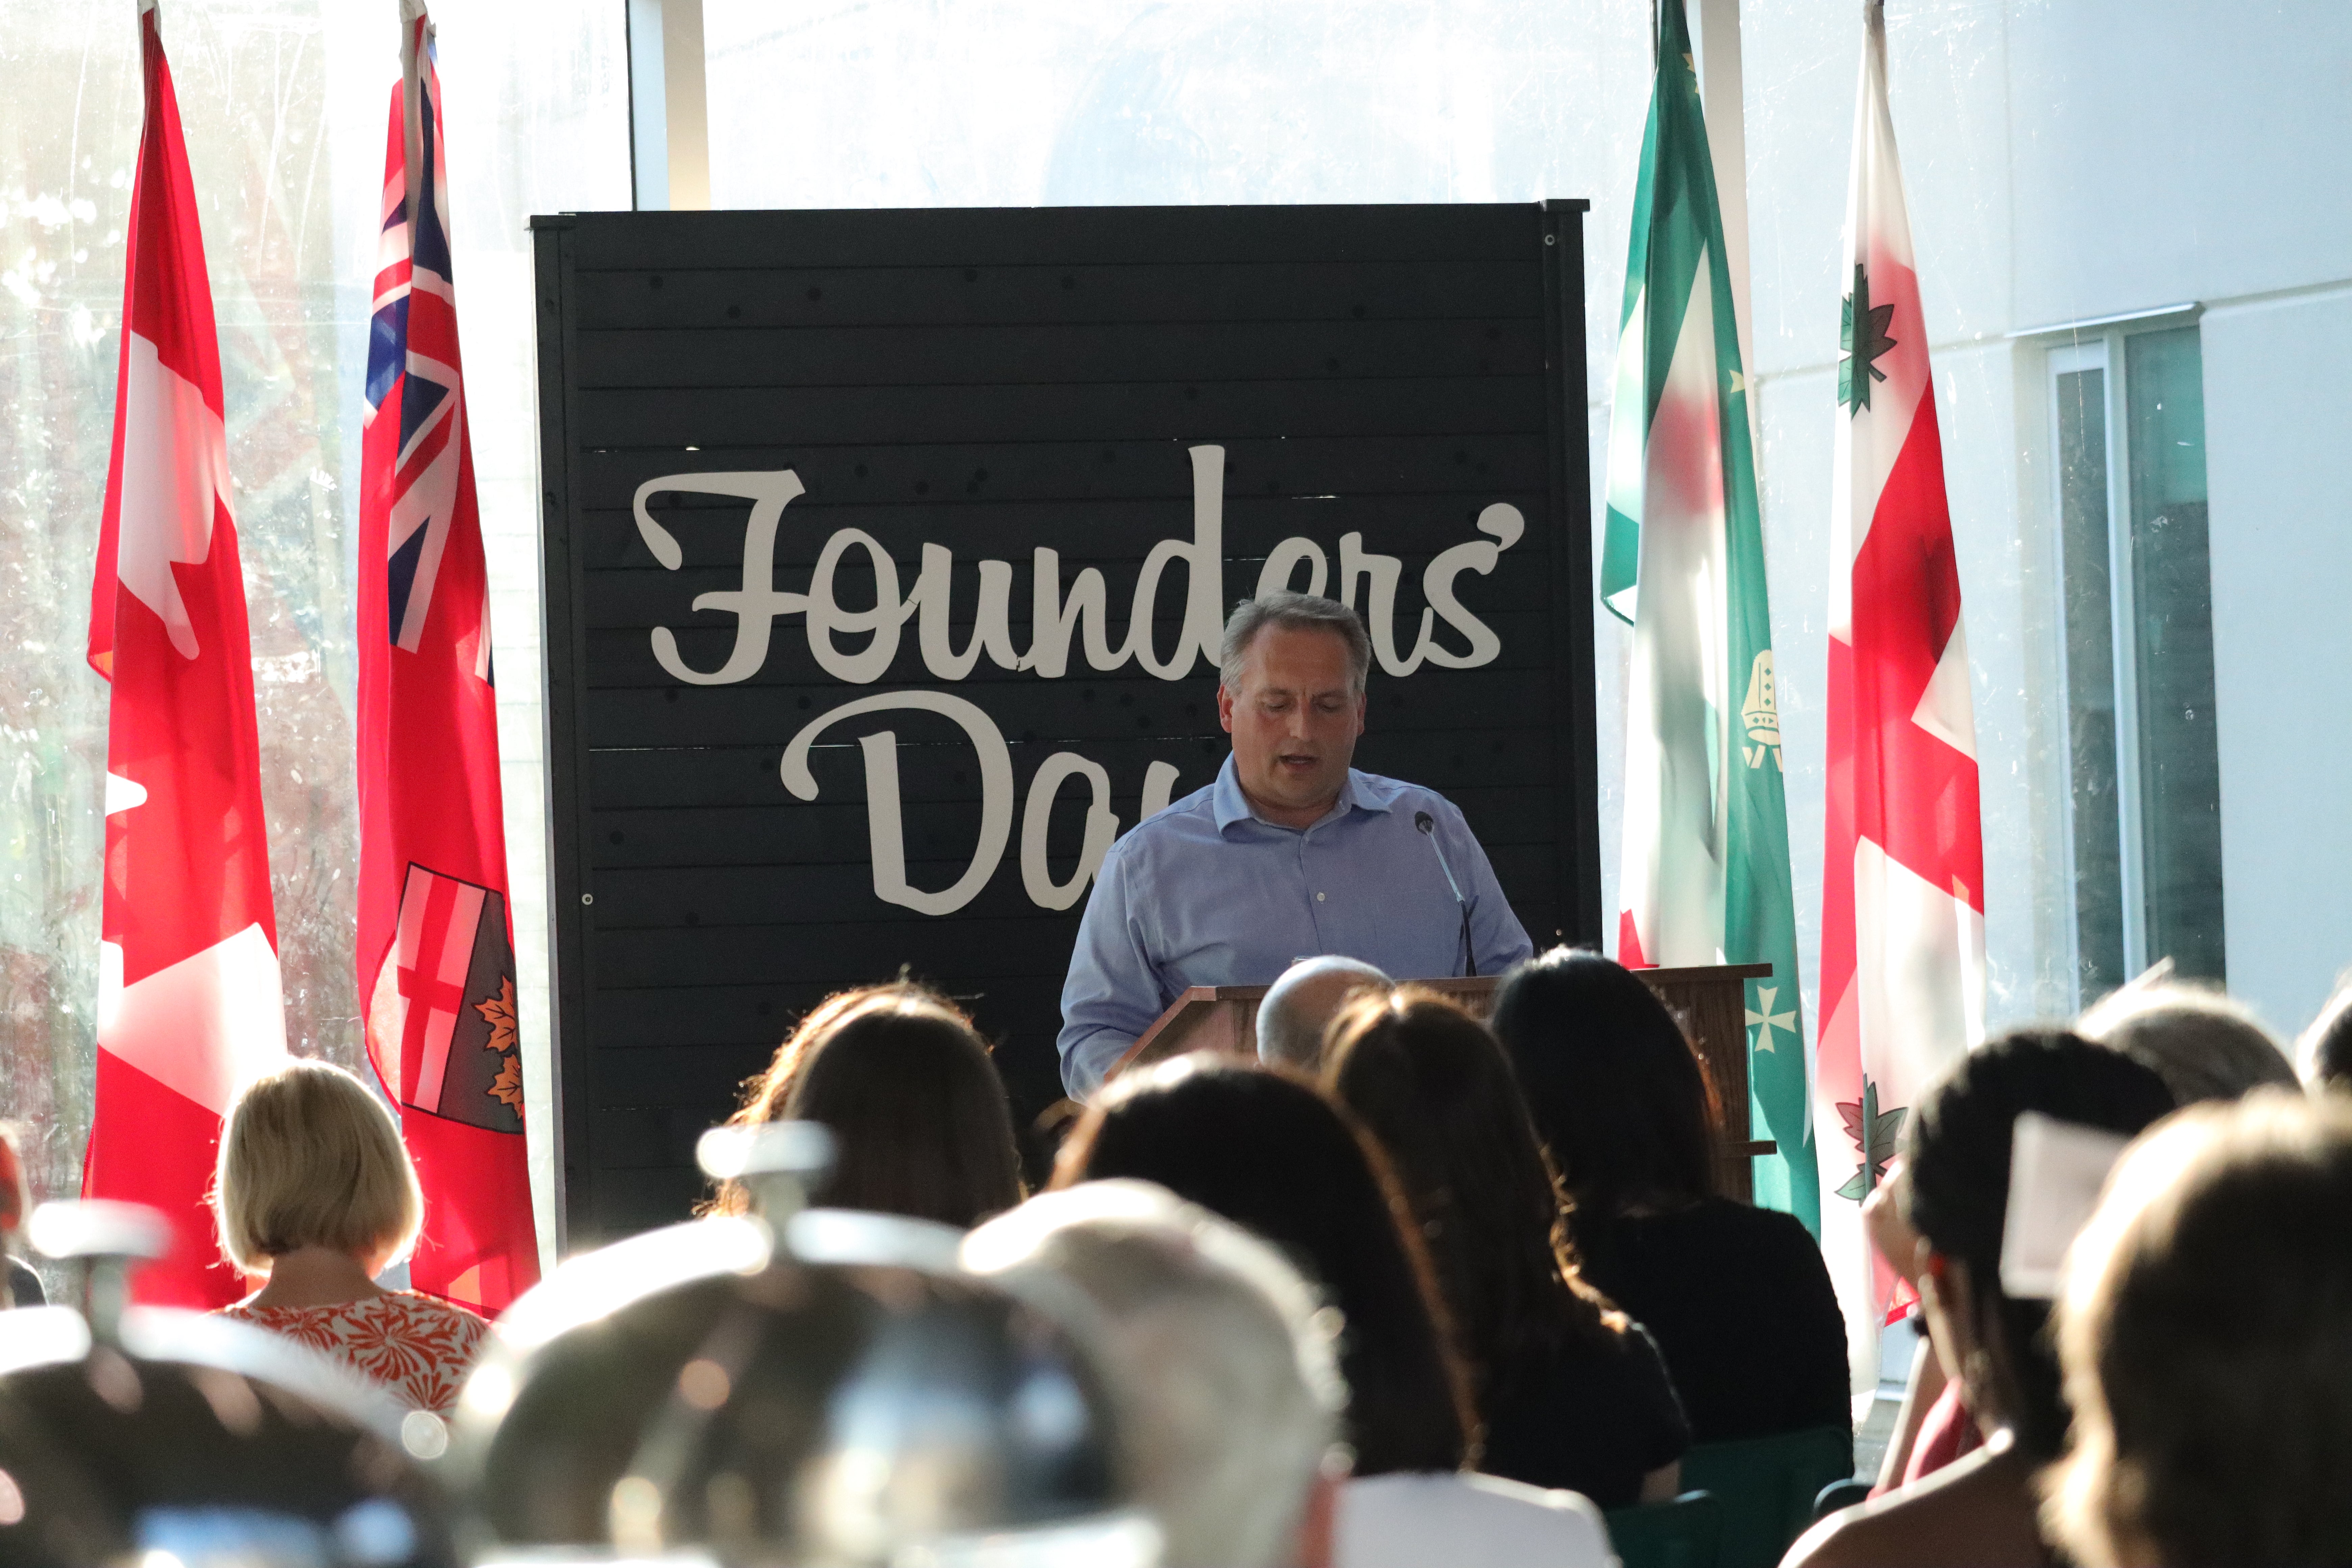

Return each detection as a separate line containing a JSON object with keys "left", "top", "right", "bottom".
{"left": 1294, "top": 1466, "right": 1342, "bottom": 1568}
{"left": 1217, "top": 680, "right": 1237, "bottom": 733}
{"left": 1920, "top": 1246, "right": 1979, "bottom": 1329}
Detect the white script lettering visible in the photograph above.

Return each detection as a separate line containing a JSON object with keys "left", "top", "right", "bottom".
{"left": 637, "top": 454, "right": 1525, "bottom": 914}
{"left": 1021, "top": 753, "right": 1121, "bottom": 910}
{"left": 779, "top": 691, "right": 1015, "bottom": 916}
{"left": 633, "top": 469, "right": 810, "bottom": 685}
{"left": 784, "top": 691, "right": 1168, "bottom": 914}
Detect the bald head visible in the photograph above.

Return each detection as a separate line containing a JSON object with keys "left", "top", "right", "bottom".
{"left": 1257, "top": 957, "right": 1393, "bottom": 1072}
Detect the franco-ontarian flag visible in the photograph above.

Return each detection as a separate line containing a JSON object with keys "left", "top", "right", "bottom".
{"left": 1601, "top": 0, "right": 1817, "bottom": 1232}
{"left": 1817, "top": 1, "right": 1985, "bottom": 1390}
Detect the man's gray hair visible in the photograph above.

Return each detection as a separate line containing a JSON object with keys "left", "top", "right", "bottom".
{"left": 1257, "top": 956, "right": 1394, "bottom": 1072}
{"left": 963, "top": 1181, "right": 1345, "bottom": 1568}
{"left": 1220, "top": 592, "right": 1373, "bottom": 696}
{"left": 2079, "top": 969, "right": 2298, "bottom": 1106}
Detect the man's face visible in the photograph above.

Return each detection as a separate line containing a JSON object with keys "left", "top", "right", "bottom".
{"left": 1217, "top": 624, "right": 1367, "bottom": 827}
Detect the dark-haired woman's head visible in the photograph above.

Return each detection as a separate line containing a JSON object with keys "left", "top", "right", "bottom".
{"left": 1903, "top": 1027, "right": 2175, "bottom": 1460}
{"left": 709, "top": 982, "right": 1023, "bottom": 1229}
{"left": 1488, "top": 948, "right": 1720, "bottom": 1217}
{"left": 1324, "top": 988, "right": 1623, "bottom": 1407}
{"left": 1051, "top": 1055, "right": 1471, "bottom": 1476}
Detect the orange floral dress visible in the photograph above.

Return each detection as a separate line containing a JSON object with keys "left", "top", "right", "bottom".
{"left": 220, "top": 1291, "right": 490, "bottom": 1414}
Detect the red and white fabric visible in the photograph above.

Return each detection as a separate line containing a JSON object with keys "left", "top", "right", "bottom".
{"left": 84, "top": 0, "right": 288, "bottom": 1308}
{"left": 220, "top": 1291, "right": 489, "bottom": 1414}
{"left": 1815, "top": 3, "right": 1987, "bottom": 1392}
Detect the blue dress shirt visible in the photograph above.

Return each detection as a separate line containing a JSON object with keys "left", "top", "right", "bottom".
{"left": 1056, "top": 755, "right": 1535, "bottom": 1096}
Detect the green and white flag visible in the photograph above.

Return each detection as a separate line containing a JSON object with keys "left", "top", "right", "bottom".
{"left": 1601, "top": 0, "right": 1818, "bottom": 1232}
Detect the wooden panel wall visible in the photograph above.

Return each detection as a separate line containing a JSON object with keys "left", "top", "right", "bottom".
{"left": 533, "top": 204, "right": 1601, "bottom": 1245}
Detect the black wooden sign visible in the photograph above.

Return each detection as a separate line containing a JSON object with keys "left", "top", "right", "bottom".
{"left": 532, "top": 203, "right": 1602, "bottom": 1246}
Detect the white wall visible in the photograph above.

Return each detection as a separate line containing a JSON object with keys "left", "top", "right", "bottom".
{"left": 1736, "top": 0, "right": 2352, "bottom": 1045}
{"left": 2203, "top": 289, "right": 2352, "bottom": 1038}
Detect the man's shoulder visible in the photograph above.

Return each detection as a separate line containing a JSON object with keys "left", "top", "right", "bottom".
{"left": 1349, "top": 769, "right": 1464, "bottom": 820}
{"left": 1106, "top": 781, "right": 1223, "bottom": 865}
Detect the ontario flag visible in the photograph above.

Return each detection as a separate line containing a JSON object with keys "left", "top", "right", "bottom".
{"left": 357, "top": 0, "right": 537, "bottom": 1314}
{"left": 1816, "top": 2, "right": 1985, "bottom": 1389}
{"left": 85, "top": 0, "right": 289, "bottom": 1307}
{"left": 1601, "top": 0, "right": 1817, "bottom": 1231}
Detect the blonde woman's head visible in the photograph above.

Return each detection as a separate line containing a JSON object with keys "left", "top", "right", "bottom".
{"left": 214, "top": 1059, "right": 422, "bottom": 1275}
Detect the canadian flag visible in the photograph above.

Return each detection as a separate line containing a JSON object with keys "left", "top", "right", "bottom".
{"left": 84, "top": 0, "right": 287, "bottom": 1307}
{"left": 1816, "top": 2, "right": 1986, "bottom": 1390}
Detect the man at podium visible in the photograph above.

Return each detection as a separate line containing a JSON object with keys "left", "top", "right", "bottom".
{"left": 1057, "top": 593, "right": 1534, "bottom": 1098}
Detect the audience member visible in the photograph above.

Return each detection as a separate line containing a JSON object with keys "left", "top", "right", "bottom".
{"left": 1783, "top": 1030, "right": 2175, "bottom": 1568}
{"left": 1258, "top": 957, "right": 1393, "bottom": 1072}
{"left": 213, "top": 1058, "right": 487, "bottom": 1413}
{"left": 964, "top": 1180, "right": 1348, "bottom": 1568}
{"left": 0, "top": 1126, "right": 42, "bottom": 1308}
{"left": 1052, "top": 1061, "right": 1616, "bottom": 1568}
{"left": 1862, "top": 1160, "right": 1976, "bottom": 1493}
{"left": 1873, "top": 967, "right": 2290, "bottom": 1497}
{"left": 2078, "top": 964, "right": 2297, "bottom": 1104}
{"left": 2297, "top": 971, "right": 2352, "bottom": 1092}
{"left": 2045, "top": 1091, "right": 2352, "bottom": 1568}
{"left": 1324, "top": 987, "right": 1687, "bottom": 1505}
{"left": 1489, "top": 949, "right": 1847, "bottom": 1444}
{"left": 1051, "top": 1056, "right": 1470, "bottom": 1476}
{"left": 707, "top": 981, "right": 1023, "bottom": 1228}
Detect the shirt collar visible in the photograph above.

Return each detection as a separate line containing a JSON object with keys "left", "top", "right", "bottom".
{"left": 1211, "top": 756, "right": 1398, "bottom": 833}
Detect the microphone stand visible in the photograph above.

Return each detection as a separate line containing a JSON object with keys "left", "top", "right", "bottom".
{"left": 1414, "top": 811, "right": 1477, "bottom": 979}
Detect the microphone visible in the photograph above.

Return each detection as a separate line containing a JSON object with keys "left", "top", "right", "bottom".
{"left": 1415, "top": 810, "right": 1476, "bottom": 979}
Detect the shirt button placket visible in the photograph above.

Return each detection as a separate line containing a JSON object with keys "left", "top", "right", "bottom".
{"left": 1301, "top": 834, "right": 1328, "bottom": 947}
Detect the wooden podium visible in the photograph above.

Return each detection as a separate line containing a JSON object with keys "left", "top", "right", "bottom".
{"left": 1109, "top": 962, "right": 1776, "bottom": 1200}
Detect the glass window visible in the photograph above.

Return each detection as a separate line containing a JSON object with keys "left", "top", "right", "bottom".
{"left": 0, "top": 0, "right": 627, "bottom": 1273}
{"left": 2048, "top": 322, "right": 2225, "bottom": 1001}
{"left": 2054, "top": 362, "right": 2125, "bottom": 996}
{"left": 696, "top": 0, "right": 1642, "bottom": 398}
{"left": 2125, "top": 325, "right": 2225, "bottom": 981}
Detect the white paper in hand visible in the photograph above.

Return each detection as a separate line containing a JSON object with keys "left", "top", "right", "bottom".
{"left": 1999, "top": 1111, "right": 2133, "bottom": 1299}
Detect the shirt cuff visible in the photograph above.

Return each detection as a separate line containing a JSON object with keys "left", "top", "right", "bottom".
{"left": 1060, "top": 1028, "right": 1137, "bottom": 1101}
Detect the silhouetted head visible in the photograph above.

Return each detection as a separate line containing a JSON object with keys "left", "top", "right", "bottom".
{"left": 2078, "top": 972, "right": 2295, "bottom": 1105}
{"left": 712, "top": 982, "right": 1023, "bottom": 1229}
{"left": 2298, "top": 973, "right": 2352, "bottom": 1093}
{"left": 214, "top": 1058, "right": 423, "bottom": 1277}
{"left": 1051, "top": 1056, "right": 1470, "bottom": 1476}
{"left": 2048, "top": 1091, "right": 2352, "bottom": 1568}
{"left": 1258, "top": 956, "right": 1392, "bottom": 1072}
{"left": 966, "top": 1181, "right": 1345, "bottom": 1568}
{"left": 1904, "top": 1028, "right": 2176, "bottom": 1460}
{"left": 1324, "top": 987, "right": 1625, "bottom": 1408}
{"left": 1488, "top": 948, "right": 1720, "bottom": 1216}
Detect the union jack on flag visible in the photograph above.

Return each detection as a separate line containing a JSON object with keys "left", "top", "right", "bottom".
{"left": 366, "top": 3, "right": 482, "bottom": 676}
{"left": 356, "top": 0, "right": 538, "bottom": 1315}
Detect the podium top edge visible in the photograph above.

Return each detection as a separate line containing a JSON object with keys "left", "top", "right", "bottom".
{"left": 1173, "top": 975, "right": 1508, "bottom": 1006}
{"left": 1633, "top": 962, "right": 1775, "bottom": 983}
